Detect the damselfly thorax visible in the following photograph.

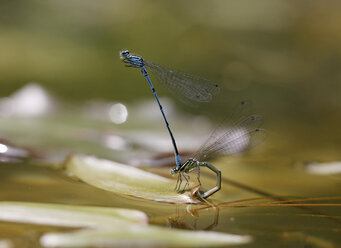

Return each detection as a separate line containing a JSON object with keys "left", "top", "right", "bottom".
{"left": 171, "top": 158, "right": 222, "bottom": 199}
{"left": 120, "top": 50, "right": 145, "bottom": 68}
{"left": 171, "top": 159, "right": 201, "bottom": 194}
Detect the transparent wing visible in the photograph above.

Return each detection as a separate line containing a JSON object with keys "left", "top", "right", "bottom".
{"left": 199, "top": 115, "right": 263, "bottom": 157}
{"left": 195, "top": 128, "right": 267, "bottom": 161}
{"left": 193, "top": 101, "right": 251, "bottom": 158}
{"left": 145, "top": 61, "right": 220, "bottom": 106}
{"left": 193, "top": 102, "right": 266, "bottom": 161}
{"left": 199, "top": 101, "right": 253, "bottom": 150}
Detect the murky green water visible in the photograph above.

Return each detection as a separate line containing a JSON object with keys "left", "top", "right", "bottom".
{"left": 0, "top": 101, "right": 340, "bottom": 247}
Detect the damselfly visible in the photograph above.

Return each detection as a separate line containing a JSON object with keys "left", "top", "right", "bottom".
{"left": 120, "top": 50, "right": 220, "bottom": 168}
{"left": 170, "top": 101, "right": 266, "bottom": 199}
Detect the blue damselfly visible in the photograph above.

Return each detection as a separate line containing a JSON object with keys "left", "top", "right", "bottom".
{"left": 120, "top": 50, "right": 220, "bottom": 168}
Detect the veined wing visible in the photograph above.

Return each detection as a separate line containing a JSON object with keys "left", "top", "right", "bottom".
{"left": 194, "top": 127, "right": 266, "bottom": 161}
{"left": 193, "top": 103, "right": 266, "bottom": 161}
{"left": 145, "top": 61, "right": 220, "bottom": 106}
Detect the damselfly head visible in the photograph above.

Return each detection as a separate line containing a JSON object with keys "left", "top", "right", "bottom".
{"left": 170, "top": 167, "right": 180, "bottom": 175}
{"left": 119, "top": 50, "right": 130, "bottom": 59}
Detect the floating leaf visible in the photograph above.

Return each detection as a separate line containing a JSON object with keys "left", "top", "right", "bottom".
{"left": 0, "top": 202, "right": 148, "bottom": 228}
{"left": 40, "top": 226, "right": 252, "bottom": 248}
{"left": 64, "top": 154, "right": 200, "bottom": 204}
{"left": 0, "top": 201, "right": 252, "bottom": 247}
{"left": 0, "top": 239, "right": 12, "bottom": 248}
{"left": 305, "top": 161, "right": 341, "bottom": 175}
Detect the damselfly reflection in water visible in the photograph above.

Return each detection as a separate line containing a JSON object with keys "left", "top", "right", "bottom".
{"left": 120, "top": 50, "right": 220, "bottom": 168}
{"left": 171, "top": 101, "right": 267, "bottom": 199}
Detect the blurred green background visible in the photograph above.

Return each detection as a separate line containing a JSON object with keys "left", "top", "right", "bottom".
{"left": 1, "top": 0, "right": 341, "bottom": 165}
{"left": 1, "top": 0, "right": 341, "bottom": 121}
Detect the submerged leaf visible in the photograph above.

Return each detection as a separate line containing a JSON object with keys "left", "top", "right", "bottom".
{"left": 64, "top": 154, "right": 200, "bottom": 204}
{"left": 0, "top": 202, "right": 148, "bottom": 228}
{"left": 40, "top": 226, "right": 252, "bottom": 248}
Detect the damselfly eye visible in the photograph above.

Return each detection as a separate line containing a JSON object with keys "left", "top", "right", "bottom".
{"left": 120, "top": 50, "right": 129, "bottom": 56}
{"left": 171, "top": 167, "right": 179, "bottom": 175}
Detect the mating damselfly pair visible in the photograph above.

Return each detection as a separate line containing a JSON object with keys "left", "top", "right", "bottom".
{"left": 120, "top": 50, "right": 266, "bottom": 199}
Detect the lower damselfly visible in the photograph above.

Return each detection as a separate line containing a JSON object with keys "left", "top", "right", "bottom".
{"left": 170, "top": 101, "right": 266, "bottom": 199}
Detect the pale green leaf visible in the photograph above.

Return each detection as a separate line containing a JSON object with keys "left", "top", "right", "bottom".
{"left": 40, "top": 226, "right": 252, "bottom": 248}
{"left": 64, "top": 154, "right": 200, "bottom": 204}
{"left": 0, "top": 202, "right": 147, "bottom": 228}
